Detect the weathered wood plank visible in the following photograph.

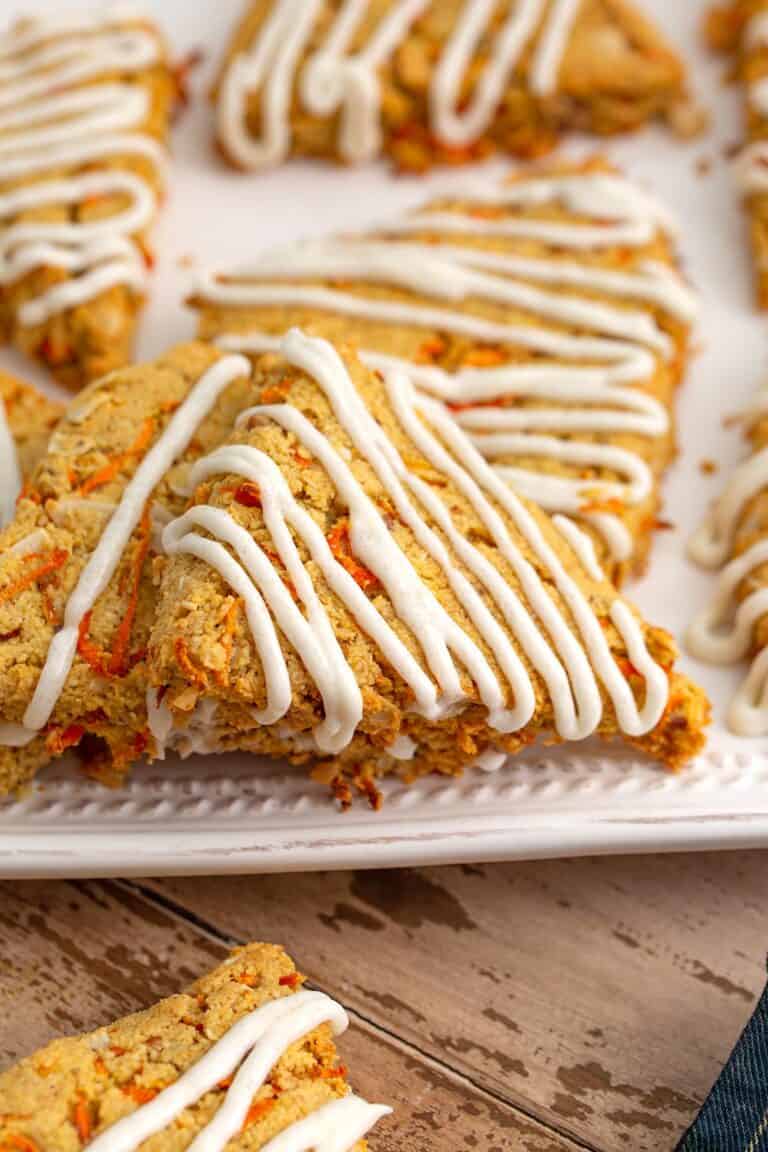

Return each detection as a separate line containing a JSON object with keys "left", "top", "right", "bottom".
{"left": 141, "top": 852, "right": 767, "bottom": 1152}
{"left": 0, "top": 879, "right": 587, "bottom": 1152}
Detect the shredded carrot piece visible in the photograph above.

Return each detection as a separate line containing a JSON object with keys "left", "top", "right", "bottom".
{"left": 79, "top": 417, "right": 155, "bottom": 497}
{"left": 415, "top": 337, "right": 446, "bottom": 364}
{"left": 174, "top": 637, "right": 207, "bottom": 687}
{"left": 291, "top": 449, "right": 313, "bottom": 468}
{"left": 462, "top": 346, "right": 507, "bottom": 368}
{"left": 326, "top": 521, "right": 379, "bottom": 593}
{"left": 235, "top": 972, "right": 260, "bottom": 988}
{"left": 39, "top": 336, "right": 72, "bottom": 367}
{"left": 45, "top": 724, "right": 85, "bottom": 757}
{"left": 73, "top": 1097, "right": 92, "bottom": 1143}
{"left": 617, "top": 658, "right": 641, "bottom": 680}
{"left": 311, "top": 1063, "right": 348, "bottom": 1080}
{"left": 108, "top": 504, "right": 152, "bottom": 676}
{"left": 136, "top": 236, "right": 155, "bottom": 269}
{"left": 278, "top": 973, "right": 300, "bottom": 988}
{"left": 0, "top": 548, "right": 68, "bottom": 604}
{"left": 77, "top": 612, "right": 109, "bottom": 677}
{"left": 579, "top": 497, "right": 626, "bottom": 517}
{"left": 120, "top": 1084, "right": 158, "bottom": 1105}
{"left": 1, "top": 1136, "right": 40, "bottom": 1152}
{"left": 242, "top": 1097, "right": 277, "bottom": 1131}
{"left": 233, "top": 482, "right": 262, "bottom": 508}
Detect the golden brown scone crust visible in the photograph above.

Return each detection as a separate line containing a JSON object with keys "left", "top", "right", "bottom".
{"left": 214, "top": 0, "right": 686, "bottom": 172}
{"left": 0, "top": 942, "right": 368, "bottom": 1152}
{"left": 192, "top": 157, "right": 693, "bottom": 587}
{"left": 0, "top": 12, "right": 177, "bottom": 389}
{"left": 1, "top": 371, "right": 62, "bottom": 480}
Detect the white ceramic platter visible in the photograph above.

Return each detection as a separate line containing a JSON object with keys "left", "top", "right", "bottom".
{"left": 2, "top": 0, "right": 767, "bottom": 877}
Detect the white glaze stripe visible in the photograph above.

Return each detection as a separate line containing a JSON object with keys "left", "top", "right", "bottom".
{"left": 86, "top": 987, "right": 390, "bottom": 1152}
{"left": 164, "top": 330, "right": 668, "bottom": 744}
{"left": 0, "top": 354, "right": 250, "bottom": 748}
{"left": 0, "top": 397, "right": 20, "bottom": 528}
{"left": 0, "top": 9, "right": 164, "bottom": 324}
{"left": 217, "top": 0, "right": 578, "bottom": 168}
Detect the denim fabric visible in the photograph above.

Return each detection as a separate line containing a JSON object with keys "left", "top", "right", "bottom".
{"left": 676, "top": 967, "right": 768, "bottom": 1151}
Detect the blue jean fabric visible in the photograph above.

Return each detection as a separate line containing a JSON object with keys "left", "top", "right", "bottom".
{"left": 676, "top": 967, "right": 768, "bottom": 1151}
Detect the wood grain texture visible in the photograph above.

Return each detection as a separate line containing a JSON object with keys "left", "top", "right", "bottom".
{"left": 139, "top": 852, "right": 767, "bottom": 1152}
{"left": 0, "top": 878, "right": 587, "bottom": 1152}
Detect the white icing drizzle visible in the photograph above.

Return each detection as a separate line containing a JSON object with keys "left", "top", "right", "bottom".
{"left": 217, "top": 0, "right": 579, "bottom": 168}
{"left": 0, "top": 398, "right": 20, "bottom": 528}
{"left": 86, "top": 987, "right": 390, "bottom": 1152}
{"left": 0, "top": 8, "right": 165, "bottom": 325}
{"left": 0, "top": 354, "right": 251, "bottom": 749}
{"left": 687, "top": 386, "right": 768, "bottom": 736}
{"left": 163, "top": 330, "right": 669, "bottom": 748}
{"left": 197, "top": 173, "right": 693, "bottom": 563}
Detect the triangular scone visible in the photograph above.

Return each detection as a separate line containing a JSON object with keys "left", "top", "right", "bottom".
{"left": 0, "top": 8, "right": 176, "bottom": 388}
{"left": 707, "top": 1, "right": 768, "bottom": 306}
{"left": 0, "top": 942, "right": 389, "bottom": 1151}
{"left": 192, "top": 160, "right": 696, "bottom": 586}
{"left": 1, "top": 371, "right": 62, "bottom": 526}
{"left": 213, "top": 0, "right": 687, "bottom": 172}
{"left": 0, "top": 334, "right": 708, "bottom": 802}
{"left": 0, "top": 343, "right": 257, "bottom": 796}
{"left": 687, "top": 381, "right": 768, "bottom": 736}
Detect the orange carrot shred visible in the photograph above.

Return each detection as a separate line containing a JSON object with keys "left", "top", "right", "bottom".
{"left": 326, "top": 521, "right": 379, "bottom": 593}
{"left": 0, "top": 548, "right": 68, "bottom": 604}
{"left": 45, "top": 724, "right": 85, "bottom": 757}
{"left": 233, "top": 482, "right": 262, "bottom": 508}
{"left": 1, "top": 1137, "right": 41, "bottom": 1152}
{"left": 73, "top": 1097, "right": 92, "bottom": 1143}
{"left": 278, "top": 973, "right": 300, "bottom": 988}
{"left": 242, "top": 1097, "right": 277, "bottom": 1131}
{"left": 107, "top": 504, "right": 151, "bottom": 676}
{"left": 79, "top": 417, "right": 155, "bottom": 497}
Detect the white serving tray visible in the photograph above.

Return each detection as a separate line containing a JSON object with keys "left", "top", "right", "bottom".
{"left": 1, "top": 0, "right": 767, "bottom": 877}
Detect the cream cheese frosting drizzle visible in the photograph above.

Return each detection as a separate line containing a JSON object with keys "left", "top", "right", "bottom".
{"left": 0, "top": 354, "right": 251, "bottom": 750}
{"left": 86, "top": 987, "right": 390, "bottom": 1152}
{"left": 0, "top": 7, "right": 166, "bottom": 325}
{"left": 163, "top": 330, "right": 669, "bottom": 748}
{"left": 196, "top": 172, "right": 694, "bottom": 564}
{"left": 0, "top": 398, "right": 20, "bottom": 528}
{"left": 687, "top": 386, "right": 768, "bottom": 736}
{"left": 217, "top": 0, "right": 578, "bottom": 168}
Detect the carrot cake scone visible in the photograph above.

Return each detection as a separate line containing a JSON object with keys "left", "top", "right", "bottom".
{"left": 192, "top": 161, "right": 697, "bottom": 586}
{"left": 0, "top": 333, "right": 708, "bottom": 802}
{"left": 0, "top": 7, "right": 176, "bottom": 388}
{"left": 687, "top": 380, "right": 768, "bottom": 736}
{"left": 0, "top": 370, "right": 61, "bottom": 528}
{"left": 0, "top": 941, "right": 390, "bottom": 1150}
{"left": 213, "top": 0, "right": 689, "bottom": 172}
{"left": 707, "top": 1, "right": 768, "bottom": 307}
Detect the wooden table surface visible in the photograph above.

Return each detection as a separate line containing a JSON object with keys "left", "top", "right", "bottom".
{"left": 1, "top": 852, "right": 764, "bottom": 1151}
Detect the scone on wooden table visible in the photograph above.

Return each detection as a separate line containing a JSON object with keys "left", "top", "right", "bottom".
{"left": 213, "top": 0, "right": 688, "bottom": 173}
{"left": 0, "top": 942, "right": 389, "bottom": 1151}
{"left": 0, "top": 371, "right": 62, "bottom": 527}
{"left": 706, "top": 0, "right": 768, "bottom": 306}
{"left": 191, "top": 159, "right": 696, "bottom": 587}
{"left": 0, "top": 7, "right": 176, "bottom": 388}
{"left": 0, "top": 334, "right": 708, "bottom": 806}
{"left": 687, "top": 380, "right": 768, "bottom": 737}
